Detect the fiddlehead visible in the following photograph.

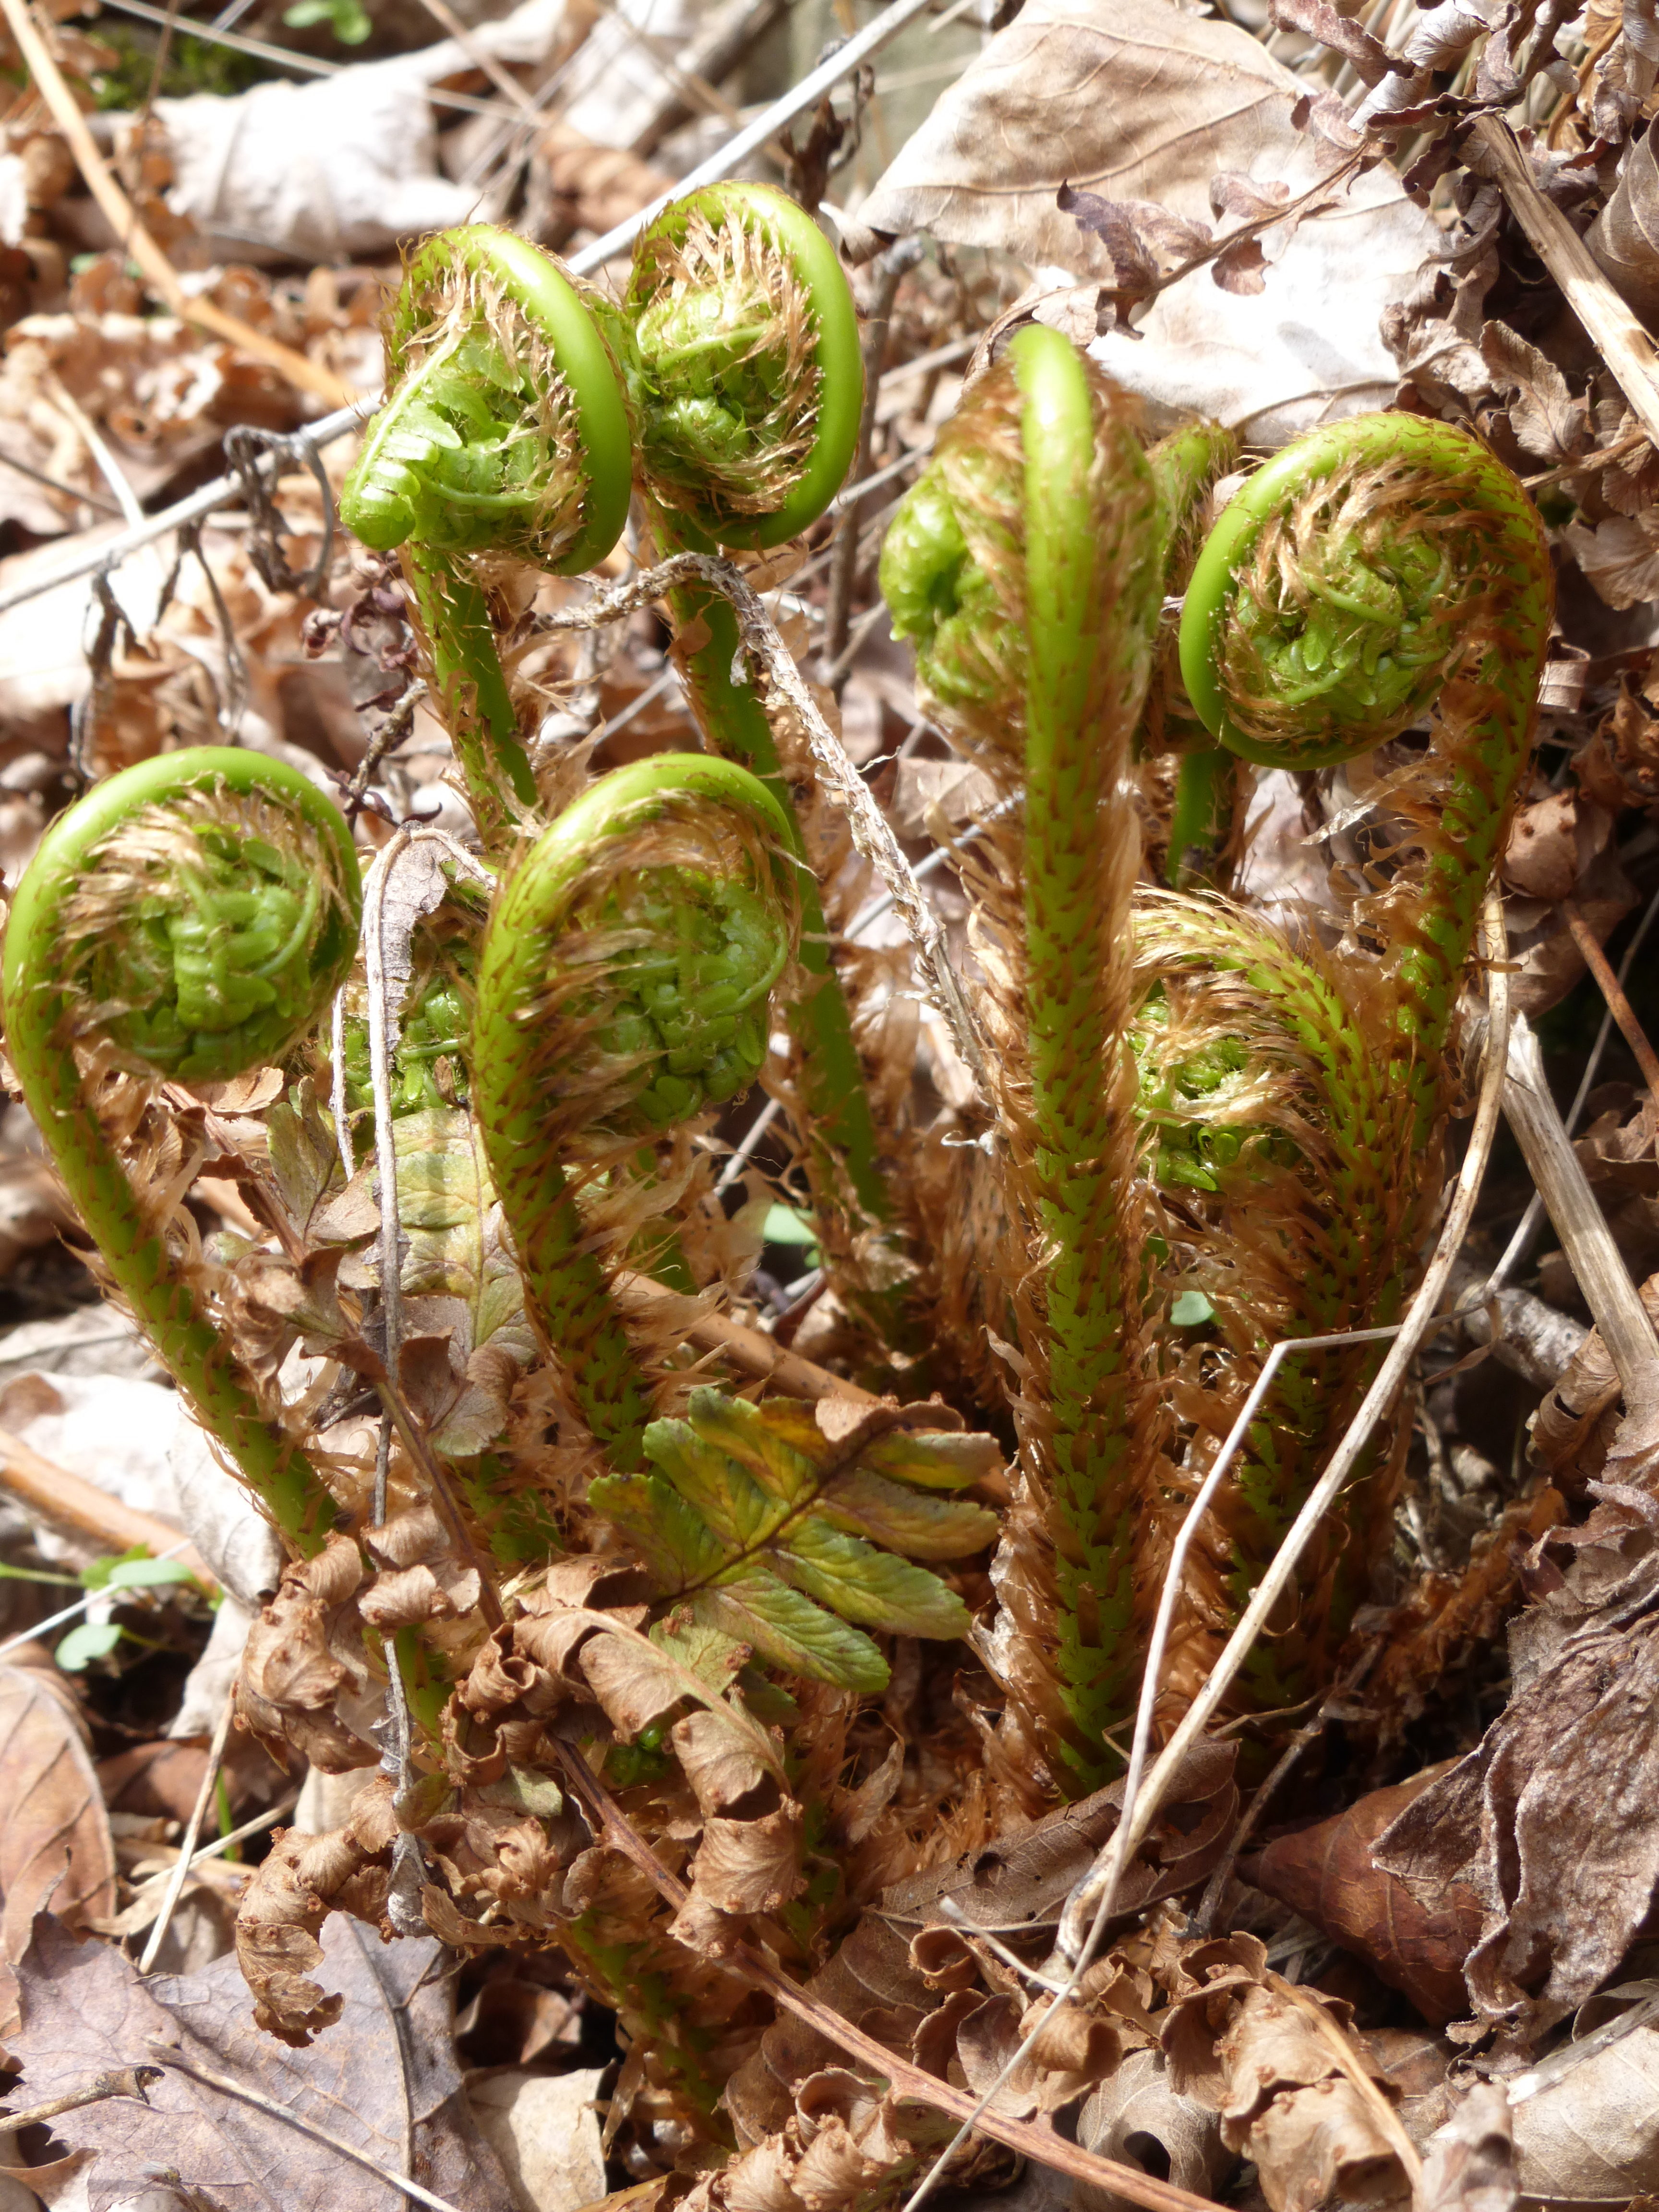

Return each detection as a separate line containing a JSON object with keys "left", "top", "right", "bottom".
{"left": 473, "top": 753, "right": 799, "bottom": 1470}
{"left": 881, "top": 327, "right": 1165, "bottom": 1791}
{"left": 1, "top": 747, "right": 361, "bottom": 1553}
{"left": 1178, "top": 411, "right": 1551, "bottom": 1135}
{"left": 623, "top": 182, "right": 863, "bottom": 552}
{"left": 618, "top": 186, "right": 897, "bottom": 1276}
{"left": 340, "top": 226, "right": 632, "bottom": 836}
{"left": 1142, "top": 416, "right": 1551, "bottom": 1716}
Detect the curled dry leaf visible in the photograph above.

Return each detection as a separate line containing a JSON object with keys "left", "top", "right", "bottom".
{"left": 360, "top": 1503, "right": 482, "bottom": 1632}
{"left": 4, "top": 1908, "right": 515, "bottom": 2210}
{"left": 1374, "top": 1490, "right": 1659, "bottom": 2044}
{"left": 1162, "top": 1933, "right": 1414, "bottom": 2212}
{"left": 0, "top": 1646, "right": 116, "bottom": 2040}
{"left": 235, "top": 1531, "right": 380, "bottom": 1776}
{"left": 1077, "top": 2048, "right": 1232, "bottom": 2212}
{"left": 1245, "top": 1766, "right": 1485, "bottom": 2025}
{"left": 234, "top": 1777, "right": 398, "bottom": 2045}
{"left": 685, "top": 2066, "right": 967, "bottom": 2212}
{"left": 1588, "top": 127, "right": 1659, "bottom": 326}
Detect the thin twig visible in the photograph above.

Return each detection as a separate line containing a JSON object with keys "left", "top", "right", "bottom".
{"left": 1500, "top": 1011, "right": 1659, "bottom": 1410}
{"left": 0, "top": 2068, "right": 161, "bottom": 2132}
{"left": 577, "top": 0, "right": 943, "bottom": 264}
{"left": 143, "top": 2049, "right": 471, "bottom": 2212}
{"left": 344, "top": 683, "right": 430, "bottom": 817}
{"left": 138, "top": 1685, "right": 236, "bottom": 1972}
{"left": 549, "top": 1743, "right": 1222, "bottom": 2212}
{"left": 1562, "top": 897, "right": 1659, "bottom": 1100}
{"left": 542, "top": 552, "right": 992, "bottom": 1089}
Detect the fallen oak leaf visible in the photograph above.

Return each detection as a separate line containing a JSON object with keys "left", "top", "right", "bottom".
{"left": 3, "top": 1908, "right": 514, "bottom": 2210}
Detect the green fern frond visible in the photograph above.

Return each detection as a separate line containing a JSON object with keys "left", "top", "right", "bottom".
{"left": 589, "top": 1389, "right": 1000, "bottom": 1692}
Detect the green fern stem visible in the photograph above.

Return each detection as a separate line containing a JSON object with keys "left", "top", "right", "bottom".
{"left": 621, "top": 183, "right": 898, "bottom": 1253}
{"left": 1140, "top": 421, "right": 1242, "bottom": 888}
{"left": 1014, "top": 330, "right": 1165, "bottom": 1787}
{"left": 1178, "top": 411, "right": 1552, "bottom": 1143}
{"left": 472, "top": 754, "right": 798, "bottom": 1470}
{"left": 659, "top": 544, "right": 893, "bottom": 1237}
{"left": 340, "top": 225, "right": 633, "bottom": 838}
{"left": 1, "top": 748, "right": 361, "bottom": 1555}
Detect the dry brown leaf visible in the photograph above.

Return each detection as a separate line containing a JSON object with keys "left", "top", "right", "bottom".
{"left": 3, "top": 1908, "right": 515, "bottom": 2209}
{"left": 1501, "top": 788, "right": 1613, "bottom": 904}
{"left": 1480, "top": 323, "right": 1591, "bottom": 466}
{"left": 879, "top": 1740, "right": 1237, "bottom": 1942}
{"left": 690, "top": 1800, "right": 806, "bottom": 1916}
{"left": 855, "top": 0, "right": 1433, "bottom": 436}
{"left": 1564, "top": 508, "right": 1659, "bottom": 611}
{"left": 1507, "top": 1994, "right": 1659, "bottom": 2198}
{"left": 1076, "top": 2048, "right": 1232, "bottom": 2212}
{"left": 1589, "top": 127, "right": 1659, "bottom": 326}
{"left": 234, "top": 1779, "right": 398, "bottom": 2044}
{"left": 1162, "top": 1938, "right": 1413, "bottom": 2212}
{"left": 235, "top": 1532, "right": 380, "bottom": 1777}
{"left": 0, "top": 1646, "right": 116, "bottom": 2040}
{"left": 1418, "top": 2083, "right": 1515, "bottom": 2212}
{"left": 1375, "top": 1491, "right": 1659, "bottom": 2044}
{"left": 727, "top": 1914, "right": 936, "bottom": 2143}
{"left": 1246, "top": 1767, "right": 1485, "bottom": 2026}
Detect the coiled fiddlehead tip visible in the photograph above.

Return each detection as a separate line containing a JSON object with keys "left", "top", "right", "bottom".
{"left": 1177, "top": 412, "right": 1551, "bottom": 772}
{"left": 880, "top": 324, "right": 1162, "bottom": 776}
{"left": 626, "top": 182, "right": 863, "bottom": 549}
{"left": 475, "top": 752, "right": 799, "bottom": 1151}
{"left": 1, "top": 747, "right": 360, "bottom": 1554}
{"left": 340, "top": 224, "right": 632, "bottom": 579}
{"left": 5, "top": 747, "right": 361, "bottom": 1087}
{"left": 472, "top": 752, "right": 800, "bottom": 1467}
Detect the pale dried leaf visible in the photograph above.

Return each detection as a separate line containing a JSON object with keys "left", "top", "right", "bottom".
{"left": 4, "top": 1909, "right": 515, "bottom": 2209}
{"left": 0, "top": 1652, "right": 116, "bottom": 2038}
{"left": 690, "top": 1800, "right": 806, "bottom": 1915}
{"left": 1419, "top": 2083, "right": 1515, "bottom": 2212}
{"left": 1589, "top": 127, "right": 1659, "bottom": 325}
{"left": 1076, "top": 2049, "right": 1232, "bottom": 2212}
{"left": 857, "top": 0, "right": 1435, "bottom": 438}
{"left": 1564, "top": 509, "right": 1659, "bottom": 611}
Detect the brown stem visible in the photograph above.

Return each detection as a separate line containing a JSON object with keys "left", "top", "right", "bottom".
{"left": 1562, "top": 897, "right": 1659, "bottom": 1101}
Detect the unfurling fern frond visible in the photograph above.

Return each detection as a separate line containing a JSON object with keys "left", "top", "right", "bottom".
{"left": 590, "top": 1389, "right": 1001, "bottom": 1692}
